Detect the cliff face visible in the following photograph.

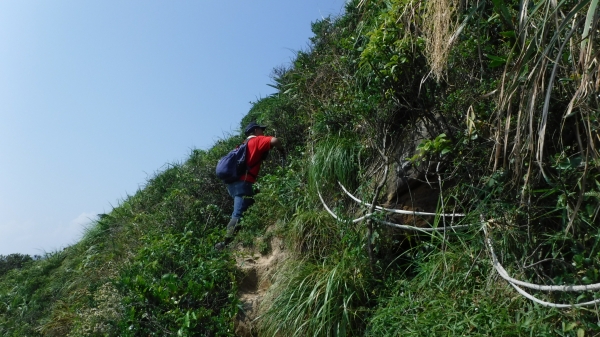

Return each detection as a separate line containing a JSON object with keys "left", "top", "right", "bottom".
{"left": 2, "top": 0, "right": 600, "bottom": 335}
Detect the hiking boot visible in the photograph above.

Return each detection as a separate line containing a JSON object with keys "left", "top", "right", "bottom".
{"left": 215, "top": 218, "right": 239, "bottom": 250}
{"left": 214, "top": 237, "right": 233, "bottom": 250}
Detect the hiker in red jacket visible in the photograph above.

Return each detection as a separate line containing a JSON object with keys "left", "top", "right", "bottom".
{"left": 215, "top": 122, "right": 285, "bottom": 249}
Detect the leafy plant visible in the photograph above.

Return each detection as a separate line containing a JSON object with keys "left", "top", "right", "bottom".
{"left": 118, "top": 229, "right": 237, "bottom": 336}
{"left": 410, "top": 133, "right": 452, "bottom": 163}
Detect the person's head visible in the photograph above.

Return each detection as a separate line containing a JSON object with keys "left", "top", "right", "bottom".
{"left": 244, "top": 122, "right": 267, "bottom": 136}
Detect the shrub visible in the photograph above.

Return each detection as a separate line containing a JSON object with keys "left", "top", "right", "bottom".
{"left": 118, "top": 229, "right": 237, "bottom": 336}
{"left": 0, "top": 254, "right": 33, "bottom": 277}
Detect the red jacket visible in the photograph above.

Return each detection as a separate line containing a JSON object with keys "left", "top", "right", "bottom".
{"left": 240, "top": 135, "right": 272, "bottom": 183}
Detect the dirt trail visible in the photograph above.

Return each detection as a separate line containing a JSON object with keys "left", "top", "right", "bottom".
{"left": 234, "top": 236, "right": 286, "bottom": 337}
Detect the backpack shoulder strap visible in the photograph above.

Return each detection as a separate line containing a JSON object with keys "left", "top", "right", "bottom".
{"left": 242, "top": 135, "right": 259, "bottom": 178}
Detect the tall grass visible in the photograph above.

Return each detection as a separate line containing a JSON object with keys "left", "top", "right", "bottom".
{"left": 309, "top": 136, "right": 364, "bottom": 194}
{"left": 365, "top": 235, "right": 578, "bottom": 336}
{"left": 287, "top": 210, "right": 343, "bottom": 260}
{"left": 258, "top": 247, "right": 371, "bottom": 337}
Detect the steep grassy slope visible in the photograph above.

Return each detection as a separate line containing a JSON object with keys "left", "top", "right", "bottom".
{"left": 2, "top": 0, "right": 600, "bottom": 335}
{"left": 0, "top": 142, "right": 242, "bottom": 336}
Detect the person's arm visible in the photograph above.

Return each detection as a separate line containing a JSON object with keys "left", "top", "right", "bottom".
{"left": 270, "top": 137, "right": 286, "bottom": 159}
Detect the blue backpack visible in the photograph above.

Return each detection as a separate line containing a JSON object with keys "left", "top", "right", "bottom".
{"left": 215, "top": 137, "right": 256, "bottom": 184}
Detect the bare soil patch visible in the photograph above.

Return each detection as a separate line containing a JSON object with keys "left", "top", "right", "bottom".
{"left": 233, "top": 235, "right": 286, "bottom": 337}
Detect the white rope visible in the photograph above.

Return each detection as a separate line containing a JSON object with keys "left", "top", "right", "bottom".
{"left": 372, "top": 218, "right": 471, "bottom": 232}
{"left": 482, "top": 219, "right": 600, "bottom": 308}
{"left": 318, "top": 190, "right": 470, "bottom": 232}
{"left": 337, "top": 182, "right": 466, "bottom": 217}
{"left": 319, "top": 187, "right": 600, "bottom": 308}
{"left": 482, "top": 221, "right": 600, "bottom": 292}
{"left": 317, "top": 190, "right": 376, "bottom": 223}
{"left": 508, "top": 280, "right": 600, "bottom": 308}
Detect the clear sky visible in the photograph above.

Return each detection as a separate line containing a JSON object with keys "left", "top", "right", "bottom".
{"left": 0, "top": 1, "right": 347, "bottom": 256}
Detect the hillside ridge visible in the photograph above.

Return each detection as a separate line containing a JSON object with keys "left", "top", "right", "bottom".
{"left": 2, "top": 0, "right": 600, "bottom": 335}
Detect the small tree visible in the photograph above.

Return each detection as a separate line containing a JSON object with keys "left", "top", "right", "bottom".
{"left": 0, "top": 253, "right": 33, "bottom": 277}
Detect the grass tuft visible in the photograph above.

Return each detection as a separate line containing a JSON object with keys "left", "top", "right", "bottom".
{"left": 259, "top": 248, "right": 371, "bottom": 337}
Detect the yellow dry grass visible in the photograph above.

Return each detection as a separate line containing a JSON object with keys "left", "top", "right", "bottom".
{"left": 424, "top": 0, "right": 459, "bottom": 81}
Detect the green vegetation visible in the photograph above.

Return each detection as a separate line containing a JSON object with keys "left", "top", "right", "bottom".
{"left": 0, "top": 254, "right": 34, "bottom": 278}
{"left": 2, "top": 0, "right": 600, "bottom": 335}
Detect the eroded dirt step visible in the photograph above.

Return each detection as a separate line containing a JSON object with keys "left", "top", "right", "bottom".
{"left": 234, "top": 236, "right": 286, "bottom": 337}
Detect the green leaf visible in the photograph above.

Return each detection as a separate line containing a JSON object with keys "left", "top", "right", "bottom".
{"left": 500, "top": 30, "right": 516, "bottom": 38}
{"left": 491, "top": 0, "right": 514, "bottom": 29}
{"left": 581, "top": 0, "right": 599, "bottom": 52}
{"left": 565, "top": 321, "right": 577, "bottom": 331}
{"left": 486, "top": 54, "right": 507, "bottom": 68}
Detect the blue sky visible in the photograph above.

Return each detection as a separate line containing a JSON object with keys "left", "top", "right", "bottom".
{"left": 0, "top": 1, "right": 347, "bottom": 256}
